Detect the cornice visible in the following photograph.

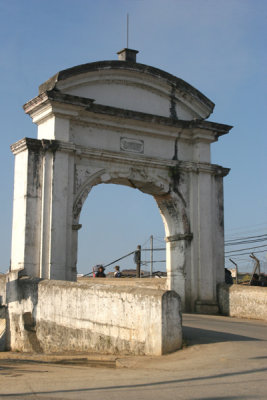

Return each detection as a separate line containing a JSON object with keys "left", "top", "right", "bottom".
{"left": 10, "top": 137, "right": 230, "bottom": 177}
{"left": 23, "top": 90, "right": 232, "bottom": 141}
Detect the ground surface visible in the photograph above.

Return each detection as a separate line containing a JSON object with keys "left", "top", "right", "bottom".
{"left": 0, "top": 314, "right": 267, "bottom": 399}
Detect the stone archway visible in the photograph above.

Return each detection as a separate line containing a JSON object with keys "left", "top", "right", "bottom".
{"left": 10, "top": 49, "right": 231, "bottom": 312}
{"left": 72, "top": 162, "right": 188, "bottom": 307}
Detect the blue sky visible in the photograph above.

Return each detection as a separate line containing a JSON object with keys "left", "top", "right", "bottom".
{"left": 0, "top": 0, "right": 266, "bottom": 274}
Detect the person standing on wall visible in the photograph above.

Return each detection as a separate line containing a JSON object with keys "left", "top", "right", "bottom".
{"left": 114, "top": 265, "right": 121, "bottom": 278}
{"left": 95, "top": 265, "right": 106, "bottom": 278}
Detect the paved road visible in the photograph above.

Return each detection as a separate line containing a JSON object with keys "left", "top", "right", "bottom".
{"left": 0, "top": 314, "right": 266, "bottom": 399}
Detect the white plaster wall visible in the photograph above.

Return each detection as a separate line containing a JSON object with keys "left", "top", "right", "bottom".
{"left": 0, "top": 306, "right": 6, "bottom": 351}
{"left": 11, "top": 148, "right": 43, "bottom": 276}
{"left": 7, "top": 279, "right": 182, "bottom": 355}
{"left": 10, "top": 151, "right": 28, "bottom": 270}
{"left": 37, "top": 116, "right": 70, "bottom": 141}
{"left": 70, "top": 121, "right": 196, "bottom": 162}
{"left": 218, "top": 284, "right": 267, "bottom": 321}
{"left": 0, "top": 275, "right": 6, "bottom": 305}
{"left": 57, "top": 70, "right": 201, "bottom": 120}
{"left": 68, "top": 81, "right": 171, "bottom": 118}
{"left": 196, "top": 172, "right": 214, "bottom": 301}
{"left": 193, "top": 141, "right": 211, "bottom": 163}
{"left": 49, "top": 152, "right": 73, "bottom": 280}
{"left": 212, "top": 176, "right": 225, "bottom": 286}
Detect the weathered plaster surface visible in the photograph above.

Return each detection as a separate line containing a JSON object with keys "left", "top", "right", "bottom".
{"left": 6, "top": 277, "right": 182, "bottom": 355}
{"left": 0, "top": 275, "right": 6, "bottom": 306}
{"left": 218, "top": 283, "right": 267, "bottom": 321}
{"left": 38, "top": 60, "right": 215, "bottom": 120}
{"left": 0, "top": 275, "right": 7, "bottom": 350}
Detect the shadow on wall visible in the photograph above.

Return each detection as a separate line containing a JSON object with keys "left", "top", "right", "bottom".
{"left": 5, "top": 274, "right": 42, "bottom": 352}
{"left": 0, "top": 305, "right": 6, "bottom": 351}
{"left": 217, "top": 283, "right": 231, "bottom": 316}
{"left": 0, "top": 276, "right": 7, "bottom": 351}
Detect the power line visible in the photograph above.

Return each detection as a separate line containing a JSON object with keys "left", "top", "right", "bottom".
{"left": 225, "top": 234, "right": 267, "bottom": 246}
{"left": 226, "top": 221, "right": 267, "bottom": 232}
{"left": 226, "top": 227, "right": 267, "bottom": 239}
{"left": 224, "top": 249, "right": 267, "bottom": 257}
{"left": 225, "top": 244, "right": 267, "bottom": 255}
{"left": 225, "top": 233, "right": 267, "bottom": 242}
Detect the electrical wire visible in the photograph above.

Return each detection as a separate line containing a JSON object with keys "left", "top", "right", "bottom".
{"left": 225, "top": 244, "right": 267, "bottom": 254}
{"left": 225, "top": 234, "right": 267, "bottom": 243}
{"left": 224, "top": 249, "right": 267, "bottom": 257}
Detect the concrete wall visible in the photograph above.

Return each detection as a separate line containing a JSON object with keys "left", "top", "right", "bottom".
{"left": 218, "top": 283, "right": 267, "bottom": 321}
{"left": 0, "top": 274, "right": 6, "bottom": 306}
{"left": 6, "top": 277, "right": 182, "bottom": 355}
{"left": 0, "top": 274, "right": 6, "bottom": 351}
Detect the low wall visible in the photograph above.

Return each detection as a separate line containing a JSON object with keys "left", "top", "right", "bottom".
{"left": 218, "top": 283, "right": 267, "bottom": 321}
{"left": 0, "top": 274, "right": 6, "bottom": 306}
{"left": 0, "top": 306, "right": 6, "bottom": 351}
{"left": 0, "top": 274, "right": 6, "bottom": 351}
{"left": 6, "top": 275, "right": 182, "bottom": 355}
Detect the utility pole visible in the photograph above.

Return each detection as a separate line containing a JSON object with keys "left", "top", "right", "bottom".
{"left": 229, "top": 258, "right": 238, "bottom": 284}
{"left": 135, "top": 245, "right": 141, "bottom": 278}
{"left": 150, "top": 235, "right": 153, "bottom": 277}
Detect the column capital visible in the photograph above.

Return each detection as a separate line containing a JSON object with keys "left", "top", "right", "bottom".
{"left": 10, "top": 138, "right": 61, "bottom": 155}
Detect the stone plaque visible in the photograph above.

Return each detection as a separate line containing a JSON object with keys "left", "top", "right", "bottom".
{"left": 120, "top": 137, "right": 144, "bottom": 154}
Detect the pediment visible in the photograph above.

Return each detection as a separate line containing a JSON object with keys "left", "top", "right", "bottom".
{"left": 39, "top": 61, "right": 214, "bottom": 121}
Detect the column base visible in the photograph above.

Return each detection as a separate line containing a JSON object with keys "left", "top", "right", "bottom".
{"left": 195, "top": 300, "right": 219, "bottom": 315}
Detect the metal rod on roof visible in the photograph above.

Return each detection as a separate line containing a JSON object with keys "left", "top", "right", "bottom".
{"left": 127, "top": 13, "right": 129, "bottom": 48}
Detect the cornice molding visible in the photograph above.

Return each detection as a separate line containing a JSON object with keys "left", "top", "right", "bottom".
{"left": 10, "top": 137, "right": 230, "bottom": 177}
{"left": 23, "top": 90, "right": 232, "bottom": 140}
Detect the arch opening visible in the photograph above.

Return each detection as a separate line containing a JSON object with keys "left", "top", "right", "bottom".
{"left": 76, "top": 183, "right": 166, "bottom": 277}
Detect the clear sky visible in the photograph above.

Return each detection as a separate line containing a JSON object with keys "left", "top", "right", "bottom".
{"left": 0, "top": 0, "right": 266, "bottom": 275}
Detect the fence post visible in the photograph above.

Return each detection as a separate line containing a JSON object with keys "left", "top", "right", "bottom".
{"left": 135, "top": 245, "right": 141, "bottom": 278}
{"left": 229, "top": 258, "right": 238, "bottom": 284}
{"left": 150, "top": 235, "right": 153, "bottom": 277}
{"left": 249, "top": 253, "right": 260, "bottom": 285}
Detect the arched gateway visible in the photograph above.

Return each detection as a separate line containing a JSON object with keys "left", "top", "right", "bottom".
{"left": 10, "top": 49, "right": 231, "bottom": 313}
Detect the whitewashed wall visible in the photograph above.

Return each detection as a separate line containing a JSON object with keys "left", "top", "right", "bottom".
{"left": 218, "top": 283, "right": 267, "bottom": 321}
{"left": 6, "top": 277, "right": 182, "bottom": 355}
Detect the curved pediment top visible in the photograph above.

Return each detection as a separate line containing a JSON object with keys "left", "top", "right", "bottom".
{"left": 38, "top": 60, "right": 214, "bottom": 120}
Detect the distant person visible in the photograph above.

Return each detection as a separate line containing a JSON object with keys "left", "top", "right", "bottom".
{"left": 114, "top": 266, "right": 121, "bottom": 278}
{"left": 259, "top": 274, "right": 267, "bottom": 287}
{"left": 92, "top": 265, "right": 100, "bottom": 278}
{"left": 95, "top": 265, "right": 106, "bottom": 278}
{"left": 250, "top": 273, "right": 260, "bottom": 286}
{"left": 225, "top": 268, "right": 233, "bottom": 284}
